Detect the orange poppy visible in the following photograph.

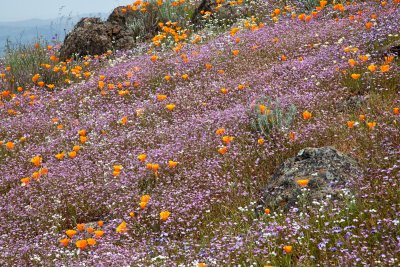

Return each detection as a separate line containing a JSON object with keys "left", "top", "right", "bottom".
{"left": 283, "top": 245, "right": 293, "bottom": 253}
{"left": 137, "top": 154, "right": 147, "bottom": 162}
{"left": 5, "top": 141, "right": 14, "bottom": 150}
{"left": 68, "top": 151, "right": 77, "bottom": 159}
{"left": 141, "top": 195, "right": 151, "bottom": 203}
{"left": 31, "top": 155, "right": 42, "bottom": 166}
{"left": 215, "top": 128, "right": 225, "bottom": 135}
{"left": 222, "top": 136, "right": 234, "bottom": 144}
{"left": 55, "top": 152, "right": 65, "bottom": 160}
{"left": 394, "top": 107, "right": 399, "bottom": 115}
{"left": 168, "top": 160, "right": 178, "bottom": 168}
{"left": 367, "top": 122, "right": 376, "bottom": 130}
{"left": 94, "top": 230, "right": 104, "bottom": 238}
{"left": 218, "top": 146, "right": 228, "bottom": 155}
{"left": 157, "top": 94, "right": 167, "bottom": 101}
{"left": 76, "top": 240, "right": 87, "bottom": 250}
{"left": 296, "top": 179, "right": 310, "bottom": 187}
{"left": 140, "top": 201, "right": 148, "bottom": 209}
{"left": 59, "top": 238, "right": 70, "bottom": 247}
{"left": 380, "top": 65, "right": 390, "bottom": 73}
{"left": 264, "top": 208, "right": 270, "bottom": 215}
{"left": 351, "top": 73, "right": 361, "bottom": 80}
{"left": 367, "top": 64, "right": 377, "bottom": 72}
{"left": 66, "top": 229, "right": 77, "bottom": 238}
{"left": 87, "top": 238, "right": 97, "bottom": 246}
{"left": 347, "top": 121, "right": 355, "bottom": 128}
{"left": 21, "top": 177, "right": 31, "bottom": 186}
{"left": 302, "top": 111, "right": 312, "bottom": 120}
{"left": 160, "top": 211, "right": 171, "bottom": 221}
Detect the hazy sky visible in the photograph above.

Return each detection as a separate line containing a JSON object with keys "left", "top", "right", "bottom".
{"left": 0, "top": 0, "right": 134, "bottom": 22}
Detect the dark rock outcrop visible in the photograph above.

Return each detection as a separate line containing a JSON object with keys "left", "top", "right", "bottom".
{"left": 59, "top": 6, "right": 159, "bottom": 60}
{"left": 257, "top": 147, "right": 362, "bottom": 212}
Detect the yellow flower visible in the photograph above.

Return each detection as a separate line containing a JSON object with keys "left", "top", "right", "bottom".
{"left": 160, "top": 211, "right": 171, "bottom": 221}
{"left": 65, "top": 229, "right": 77, "bottom": 238}
{"left": 215, "top": 128, "right": 225, "bottom": 135}
{"left": 87, "top": 238, "right": 97, "bottom": 246}
{"left": 31, "top": 155, "right": 42, "bottom": 166}
{"left": 156, "top": 94, "right": 167, "bottom": 101}
{"left": 116, "top": 221, "right": 127, "bottom": 233}
{"left": 367, "top": 121, "right": 376, "bottom": 130}
{"left": 166, "top": 104, "right": 176, "bottom": 111}
{"left": 257, "top": 138, "right": 265, "bottom": 145}
{"left": 137, "top": 154, "right": 147, "bottom": 162}
{"left": 351, "top": 73, "right": 361, "bottom": 80}
{"left": 367, "top": 64, "right": 377, "bottom": 72}
{"left": 141, "top": 195, "right": 151, "bottom": 203}
{"left": 283, "top": 245, "right": 293, "bottom": 253}
{"left": 168, "top": 160, "right": 178, "bottom": 168}
{"left": 222, "top": 136, "right": 234, "bottom": 144}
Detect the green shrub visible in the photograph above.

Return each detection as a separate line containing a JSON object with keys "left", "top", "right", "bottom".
{"left": 251, "top": 96, "right": 297, "bottom": 138}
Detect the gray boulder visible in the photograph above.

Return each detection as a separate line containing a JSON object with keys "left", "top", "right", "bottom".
{"left": 257, "top": 147, "right": 362, "bottom": 212}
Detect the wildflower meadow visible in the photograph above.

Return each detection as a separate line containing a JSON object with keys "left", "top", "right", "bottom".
{"left": 0, "top": 0, "right": 399, "bottom": 266}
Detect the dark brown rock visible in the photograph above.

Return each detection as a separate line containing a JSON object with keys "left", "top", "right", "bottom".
{"left": 59, "top": 6, "right": 160, "bottom": 60}
{"left": 59, "top": 18, "right": 113, "bottom": 60}
{"left": 256, "top": 147, "right": 362, "bottom": 212}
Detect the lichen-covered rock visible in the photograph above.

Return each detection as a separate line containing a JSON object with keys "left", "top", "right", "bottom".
{"left": 257, "top": 147, "right": 362, "bottom": 212}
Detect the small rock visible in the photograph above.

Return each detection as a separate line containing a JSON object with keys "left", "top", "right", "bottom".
{"left": 257, "top": 147, "right": 362, "bottom": 212}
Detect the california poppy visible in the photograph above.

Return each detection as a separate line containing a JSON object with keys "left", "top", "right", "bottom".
{"left": 302, "top": 111, "right": 312, "bottom": 120}
{"left": 141, "top": 195, "right": 151, "bottom": 203}
{"left": 347, "top": 121, "right": 355, "bottom": 128}
{"left": 5, "top": 141, "right": 14, "bottom": 150}
{"left": 31, "top": 155, "right": 42, "bottom": 166}
{"left": 296, "top": 179, "right": 310, "bottom": 187}
{"left": 68, "top": 151, "right": 77, "bottom": 159}
{"left": 215, "top": 128, "right": 225, "bottom": 135}
{"left": 21, "top": 177, "right": 31, "bottom": 186}
{"left": 218, "top": 146, "right": 228, "bottom": 155}
{"left": 76, "top": 223, "right": 85, "bottom": 232}
{"left": 222, "top": 136, "right": 234, "bottom": 144}
{"left": 160, "top": 211, "right": 171, "bottom": 221}
{"left": 59, "top": 238, "right": 70, "bottom": 247}
{"left": 76, "top": 240, "right": 87, "bottom": 250}
{"left": 157, "top": 94, "right": 167, "bottom": 101}
{"left": 66, "top": 229, "right": 77, "bottom": 238}
{"left": 55, "top": 152, "right": 65, "bottom": 160}
{"left": 264, "top": 208, "right": 270, "bottom": 215}
{"left": 283, "top": 245, "right": 293, "bottom": 253}
{"left": 116, "top": 221, "right": 127, "bottom": 233}
{"left": 351, "top": 73, "right": 361, "bottom": 80}
{"left": 138, "top": 154, "right": 147, "bottom": 162}
{"left": 94, "top": 230, "right": 104, "bottom": 238}
{"left": 166, "top": 104, "right": 176, "bottom": 111}
{"left": 87, "top": 238, "right": 96, "bottom": 246}
{"left": 168, "top": 160, "right": 178, "bottom": 168}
